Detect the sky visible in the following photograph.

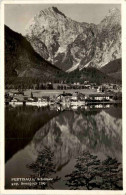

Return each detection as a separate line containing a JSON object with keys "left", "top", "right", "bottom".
{"left": 5, "top": 4, "right": 121, "bottom": 35}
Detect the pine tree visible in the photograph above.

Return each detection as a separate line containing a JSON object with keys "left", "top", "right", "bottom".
{"left": 65, "top": 151, "right": 101, "bottom": 190}
{"left": 27, "top": 147, "right": 60, "bottom": 189}
{"left": 65, "top": 152, "right": 122, "bottom": 190}
{"left": 100, "top": 157, "right": 122, "bottom": 190}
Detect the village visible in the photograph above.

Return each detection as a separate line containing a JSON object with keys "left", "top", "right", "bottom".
{"left": 5, "top": 81, "right": 122, "bottom": 109}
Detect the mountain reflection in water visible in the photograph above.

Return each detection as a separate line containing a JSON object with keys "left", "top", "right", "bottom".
{"left": 5, "top": 105, "right": 122, "bottom": 189}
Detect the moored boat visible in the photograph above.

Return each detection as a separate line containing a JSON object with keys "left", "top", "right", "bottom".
{"left": 25, "top": 101, "right": 48, "bottom": 106}
{"left": 9, "top": 101, "right": 23, "bottom": 105}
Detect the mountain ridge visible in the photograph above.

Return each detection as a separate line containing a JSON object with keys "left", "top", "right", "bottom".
{"left": 5, "top": 25, "right": 117, "bottom": 86}
{"left": 5, "top": 25, "right": 61, "bottom": 80}
{"left": 100, "top": 58, "right": 121, "bottom": 81}
{"left": 25, "top": 6, "right": 121, "bottom": 72}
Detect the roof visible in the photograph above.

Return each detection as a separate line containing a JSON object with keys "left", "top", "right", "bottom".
{"left": 42, "top": 96, "right": 50, "bottom": 99}
{"left": 58, "top": 93, "right": 72, "bottom": 97}
{"left": 89, "top": 94, "right": 111, "bottom": 97}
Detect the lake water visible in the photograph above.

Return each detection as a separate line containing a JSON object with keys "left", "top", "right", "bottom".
{"left": 5, "top": 104, "right": 122, "bottom": 190}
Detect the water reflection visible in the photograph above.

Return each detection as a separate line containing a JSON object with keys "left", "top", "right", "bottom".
{"left": 31, "top": 108, "right": 122, "bottom": 163}
{"left": 5, "top": 106, "right": 59, "bottom": 162}
{"left": 5, "top": 104, "right": 122, "bottom": 189}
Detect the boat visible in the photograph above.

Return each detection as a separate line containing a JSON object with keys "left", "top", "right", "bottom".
{"left": 9, "top": 98, "right": 23, "bottom": 105}
{"left": 25, "top": 101, "right": 48, "bottom": 106}
{"left": 9, "top": 101, "right": 23, "bottom": 105}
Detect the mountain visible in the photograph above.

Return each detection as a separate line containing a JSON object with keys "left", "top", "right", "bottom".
{"left": 5, "top": 25, "right": 116, "bottom": 86}
{"left": 5, "top": 25, "right": 61, "bottom": 80}
{"left": 100, "top": 58, "right": 122, "bottom": 81}
{"left": 90, "top": 8, "right": 121, "bottom": 69}
{"left": 25, "top": 7, "right": 121, "bottom": 72}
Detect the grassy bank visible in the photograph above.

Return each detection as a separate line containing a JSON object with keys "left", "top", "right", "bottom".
{"left": 6, "top": 89, "right": 101, "bottom": 98}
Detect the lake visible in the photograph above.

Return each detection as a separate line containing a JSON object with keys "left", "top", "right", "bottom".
{"left": 5, "top": 104, "right": 122, "bottom": 190}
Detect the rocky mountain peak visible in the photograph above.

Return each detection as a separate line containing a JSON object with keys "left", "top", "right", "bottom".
{"left": 108, "top": 7, "right": 120, "bottom": 16}
{"left": 36, "top": 6, "right": 66, "bottom": 20}
{"left": 52, "top": 6, "right": 66, "bottom": 17}
{"left": 25, "top": 6, "right": 121, "bottom": 72}
{"left": 25, "top": 6, "right": 85, "bottom": 67}
{"left": 98, "top": 7, "right": 121, "bottom": 31}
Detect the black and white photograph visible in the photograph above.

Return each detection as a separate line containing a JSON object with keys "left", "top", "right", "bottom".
{"left": 3, "top": 1, "right": 123, "bottom": 191}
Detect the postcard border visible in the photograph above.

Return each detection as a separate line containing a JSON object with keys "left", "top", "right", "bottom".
{"left": 0, "top": 0, "right": 126, "bottom": 194}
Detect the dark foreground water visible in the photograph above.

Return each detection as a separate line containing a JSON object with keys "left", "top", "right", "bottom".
{"left": 5, "top": 104, "right": 122, "bottom": 190}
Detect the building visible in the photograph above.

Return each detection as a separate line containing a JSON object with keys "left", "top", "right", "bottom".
{"left": 56, "top": 93, "right": 72, "bottom": 103}
{"left": 88, "top": 94, "right": 111, "bottom": 102}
